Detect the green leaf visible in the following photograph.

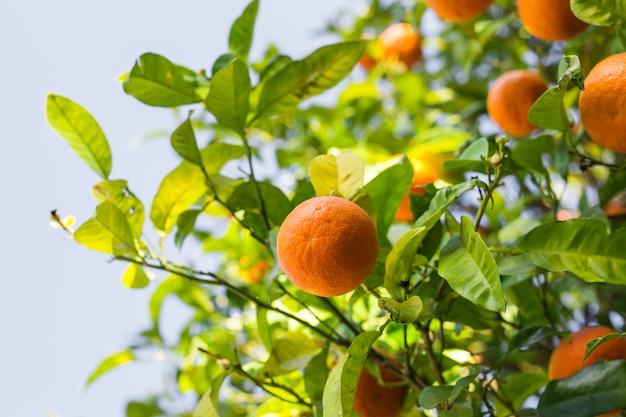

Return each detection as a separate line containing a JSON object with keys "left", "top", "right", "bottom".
{"left": 304, "top": 348, "right": 329, "bottom": 413}
{"left": 558, "top": 55, "right": 585, "bottom": 90}
{"left": 255, "top": 41, "right": 367, "bottom": 119}
{"left": 126, "top": 401, "right": 163, "bottom": 417}
{"left": 174, "top": 209, "right": 202, "bottom": 248}
{"left": 322, "top": 330, "right": 380, "bottom": 417}
{"left": 507, "top": 326, "right": 557, "bottom": 354}
{"left": 537, "top": 360, "right": 626, "bottom": 417}
{"left": 260, "top": 332, "right": 321, "bottom": 377}
{"left": 46, "top": 94, "right": 112, "bottom": 179}
{"left": 150, "top": 161, "right": 209, "bottom": 237}
{"left": 205, "top": 59, "right": 251, "bottom": 136}
{"left": 527, "top": 86, "right": 568, "bottom": 131}
{"left": 516, "top": 218, "right": 626, "bottom": 284}
{"left": 123, "top": 53, "right": 201, "bottom": 107}
{"left": 571, "top": 0, "right": 626, "bottom": 26}
{"left": 364, "top": 156, "right": 413, "bottom": 243}
{"left": 442, "top": 137, "right": 489, "bottom": 172}
{"left": 414, "top": 179, "right": 481, "bottom": 232}
{"left": 85, "top": 349, "right": 135, "bottom": 389}
{"left": 384, "top": 226, "right": 427, "bottom": 300}
{"left": 92, "top": 180, "right": 145, "bottom": 238}
{"left": 194, "top": 371, "right": 229, "bottom": 417}
{"left": 200, "top": 142, "right": 247, "bottom": 175}
{"left": 511, "top": 136, "right": 555, "bottom": 173}
{"left": 228, "top": 0, "right": 258, "bottom": 60}
{"left": 227, "top": 181, "right": 289, "bottom": 239}
{"left": 420, "top": 368, "right": 479, "bottom": 409}
{"left": 171, "top": 116, "right": 203, "bottom": 165}
{"left": 121, "top": 263, "right": 150, "bottom": 289}
{"left": 439, "top": 216, "right": 505, "bottom": 312}
{"left": 74, "top": 201, "right": 138, "bottom": 255}
{"left": 309, "top": 152, "right": 364, "bottom": 197}
{"left": 583, "top": 332, "right": 626, "bottom": 364}
{"left": 378, "top": 296, "right": 423, "bottom": 324}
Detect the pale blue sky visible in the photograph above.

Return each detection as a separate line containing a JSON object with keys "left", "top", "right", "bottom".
{"left": 0, "top": 1, "right": 355, "bottom": 415}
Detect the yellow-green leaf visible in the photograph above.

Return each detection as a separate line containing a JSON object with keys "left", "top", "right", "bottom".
{"left": 309, "top": 152, "right": 364, "bottom": 196}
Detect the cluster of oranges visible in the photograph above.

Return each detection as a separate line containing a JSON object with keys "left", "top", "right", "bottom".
{"left": 273, "top": 1, "right": 626, "bottom": 415}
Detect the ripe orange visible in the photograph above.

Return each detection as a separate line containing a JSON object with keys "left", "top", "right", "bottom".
{"left": 548, "top": 326, "right": 626, "bottom": 417}
{"left": 377, "top": 23, "right": 422, "bottom": 70}
{"left": 486, "top": 70, "right": 548, "bottom": 138}
{"left": 276, "top": 196, "right": 379, "bottom": 297}
{"left": 424, "top": 0, "right": 494, "bottom": 22}
{"left": 354, "top": 360, "right": 408, "bottom": 417}
{"left": 384, "top": 154, "right": 438, "bottom": 222}
{"left": 579, "top": 53, "right": 626, "bottom": 154}
{"left": 517, "top": 0, "right": 588, "bottom": 42}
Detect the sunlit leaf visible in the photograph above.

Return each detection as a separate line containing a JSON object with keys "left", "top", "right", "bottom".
{"left": 228, "top": 0, "right": 258, "bottom": 60}
{"left": 121, "top": 263, "right": 151, "bottom": 289}
{"left": 171, "top": 116, "right": 203, "bottom": 165}
{"left": 46, "top": 94, "right": 112, "bottom": 179}
{"left": 537, "top": 360, "right": 626, "bottom": 417}
{"left": 571, "top": 0, "right": 626, "bottom": 26}
{"left": 205, "top": 59, "right": 251, "bottom": 136}
{"left": 150, "top": 161, "right": 209, "bottom": 236}
{"left": 420, "top": 368, "right": 479, "bottom": 409}
{"left": 255, "top": 41, "right": 366, "bottom": 119}
{"left": 85, "top": 349, "right": 135, "bottom": 389}
{"left": 200, "top": 142, "right": 247, "bottom": 175}
{"left": 74, "top": 201, "right": 138, "bottom": 255}
{"left": 439, "top": 216, "right": 505, "bottom": 312}
{"left": 194, "top": 371, "right": 229, "bottom": 417}
{"left": 378, "top": 296, "right": 423, "bottom": 324}
{"left": 304, "top": 348, "right": 329, "bottom": 412}
{"left": 443, "top": 137, "right": 488, "bottom": 172}
{"left": 517, "top": 219, "right": 626, "bottom": 284}
{"left": 123, "top": 53, "right": 201, "bottom": 107}
{"left": 309, "top": 152, "right": 364, "bottom": 197}
{"left": 507, "top": 326, "right": 557, "bottom": 354}
{"left": 227, "top": 181, "right": 289, "bottom": 239}
{"left": 92, "top": 179, "right": 144, "bottom": 238}
{"left": 384, "top": 226, "right": 427, "bottom": 300}
{"left": 174, "top": 209, "right": 202, "bottom": 248}
{"left": 322, "top": 330, "right": 380, "bottom": 417}
{"left": 260, "top": 332, "right": 321, "bottom": 377}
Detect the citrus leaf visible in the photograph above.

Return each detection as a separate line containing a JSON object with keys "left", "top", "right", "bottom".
{"left": 227, "top": 181, "right": 289, "bottom": 239}
{"left": 74, "top": 201, "right": 138, "bottom": 256}
{"left": 384, "top": 226, "right": 427, "bottom": 300}
{"left": 150, "top": 161, "right": 209, "bottom": 237}
{"left": 527, "top": 86, "right": 568, "bottom": 131}
{"left": 194, "top": 371, "right": 229, "bottom": 417}
{"left": 442, "top": 137, "right": 489, "bottom": 172}
{"left": 516, "top": 218, "right": 626, "bottom": 284}
{"left": 174, "top": 209, "right": 202, "bottom": 249}
{"left": 121, "top": 263, "right": 150, "bottom": 289}
{"left": 200, "top": 142, "right": 246, "bottom": 175}
{"left": 558, "top": 55, "right": 585, "bottom": 90}
{"left": 511, "top": 136, "right": 554, "bottom": 173}
{"left": 537, "top": 360, "right": 626, "bottom": 417}
{"left": 92, "top": 179, "right": 145, "bottom": 238}
{"left": 364, "top": 156, "right": 413, "bottom": 243}
{"left": 85, "top": 349, "right": 135, "bottom": 389}
{"left": 205, "top": 59, "right": 251, "bottom": 136}
{"left": 582, "top": 332, "right": 626, "bottom": 364}
{"left": 378, "top": 296, "right": 423, "bottom": 324}
{"left": 439, "top": 216, "right": 505, "bottom": 312}
{"left": 228, "top": 0, "right": 258, "bottom": 60}
{"left": 571, "top": 0, "right": 626, "bottom": 26}
{"left": 414, "top": 179, "right": 481, "bottom": 231}
{"left": 309, "top": 152, "right": 364, "bottom": 197}
{"left": 507, "top": 326, "right": 557, "bottom": 354}
{"left": 420, "top": 368, "right": 479, "bottom": 409}
{"left": 123, "top": 53, "right": 201, "bottom": 107}
{"left": 322, "top": 330, "right": 380, "bottom": 417}
{"left": 260, "top": 332, "right": 321, "bottom": 377}
{"left": 171, "top": 116, "right": 202, "bottom": 165}
{"left": 255, "top": 41, "right": 366, "bottom": 119}
{"left": 46, "top": 94, "right": 112, "bottom": 179}
{"left": 304, "top": 348, "right": 329, "bottom": 412}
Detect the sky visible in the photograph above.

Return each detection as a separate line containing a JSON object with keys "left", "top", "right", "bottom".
{"left": 0, "top": 0, "right": 356, "bottom": 415}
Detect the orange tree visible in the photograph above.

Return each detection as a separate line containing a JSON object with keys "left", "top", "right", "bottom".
{"left": 47, "top": 0, "right": 626, "bottom": 416}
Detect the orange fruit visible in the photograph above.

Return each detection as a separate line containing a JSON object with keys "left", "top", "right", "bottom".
{"left": 517, "top": 0, "right": 588, "bottom": 42}
{"left": 354, "top": 360, "right": 408, "bottom": 417}
{"left": 276, "top": 196, "right": 379, "bottom": 297}
{"left": 424, "top": 0, "right": 494, "bottom": 22}
{"left": 378, "top": 23, "right": 422, "bottom": 70}
{"left": 486, "top": 70, "right": 548, "bottom": 138}
{"left": 384, "top": 154, "right": 438, "bottom": 222}
{"left": 579, "top": 53, "right": 626, "bottom": 153}
{"left": 548, "top": 326, "right": 626, "bottom": 417}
